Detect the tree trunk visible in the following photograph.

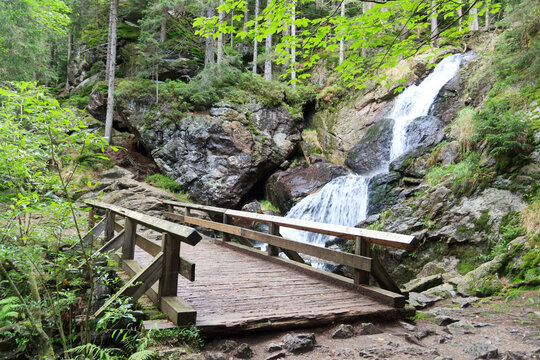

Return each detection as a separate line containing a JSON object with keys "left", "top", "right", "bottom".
{"left": 205, "top": 5, "right": 215, "bottom": 68}
{"left": 338, "top": 0, "right": 345, "bottom": 66}
{"left": 253, "top": 0, "right": 259, "bottom": 74}
{"left": 291, "top": 0, "right": 296, "bottom": 90}
{"left": 361, "top": 2, "right": 373, "bottom": 57}
{"left": 217, "top": 0, "right": 224, "bottom": 64}
{"left": 457, "top": 5, "right": 463, "bottom": 32}
{"left": 430, "top": 0, "right": 438, "bottom": 43}
{"left": 104, "top": 0, "right": 118, "bottom": 145}
{"left": 65, "top": 32, "right": 72, "bottom": 91}
{"left": 230, "top": 11, "right": 234, "bottom": 47}
{"left": 160, "top": 7, "right": 167, "bottom": 42}
{"left": 470, "top": 5, "right": 479, "bottom": 31}
{"left": 264, "top": 0, "right": 272, "bottom": 80}
{"left": 484, "top": 4, "right": 490, "bottom": 31}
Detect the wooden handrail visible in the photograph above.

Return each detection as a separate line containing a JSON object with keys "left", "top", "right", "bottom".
{"left": 161, "top": 200, "right": 417, "bottom": 251}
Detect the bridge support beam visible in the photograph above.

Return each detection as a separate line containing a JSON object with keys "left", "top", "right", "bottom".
{"left": 122, "top": 217, "right": 136, "bottom": 260}
{"left": 354, "top": 236, "right": 370, "bottom": 285}
{"left": 159, "top": 232, "right": 181, "bottom": 302}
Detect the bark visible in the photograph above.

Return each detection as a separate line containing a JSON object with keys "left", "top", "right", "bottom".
{"left": 484, "top": 4, "right": 490, "bottom": 31}
{"left": 65, "top": 32, "right": 72, "bottom": 91}
{"left": 264, "top": 0, "right": 272, "bottom": 80}
{"left": 291, "top": 0, "right": 296, "bottom": 90}
{"left": 104, "top": 0, "right": 118, "bottom": 145}
{"left": 205, "top": 4, "right": 215, "bottom": 67}
{"left": 230, "top": 11, "right": 234, "bottom": 47}
{"left": 338, "top": 0, "right": 345, "bottom": 66}
{"left": 361, "top": 2, "right": 373, "bottom": 57}
{"left": 457, "top": 5, "right": 463, "bottom": 32}
{"left": 217, "top": 0, "right": 224, "bottom": 64}
{"left": 253, "top": 0, "right": 260, "bottom": 74}
{"left": 470, "top": 6, "right": 479, "bottom": 31}
{"left": 430, "top": 0, "right": 439, "bottom": 42}
{"left": 160, "top": 7, "right": 167, "bottom": 42}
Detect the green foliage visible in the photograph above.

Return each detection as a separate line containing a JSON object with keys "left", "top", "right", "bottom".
{"left": 0, "top": 297, "right": 19, "bottom": 327}
{"left": 145, "top": 173, "right": 180, "bottom": 193}
{"left": 260, "top": 200, "right": 279, "bottom": 213}
{"left": 148, "top": 325, "right": 203, "bottom": 348}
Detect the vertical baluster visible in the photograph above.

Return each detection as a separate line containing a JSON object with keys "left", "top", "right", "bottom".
{"left": 122, "top": 217, "right": 136, "bottom": 260}
{"left": 354, "top": 236, "right": 370, "bottom": 285}
{"left": 267, "top": 223, "right": 279, "bottom": 256}
{"left": 159, "top": 232, "right": 180, "bottom": 303}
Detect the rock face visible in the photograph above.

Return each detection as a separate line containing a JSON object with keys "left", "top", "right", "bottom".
{"left": 265, "top": 159, "right": 350, "bottom": 213}
{"left": 345, "top": 118, "right": 395, "bottom": 175}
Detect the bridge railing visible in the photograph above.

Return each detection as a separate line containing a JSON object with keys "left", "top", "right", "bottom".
{"left": 84, "top": 200, "right": 202, "bottom": 325}
{"left": 162, "top": 199, "right": 417, "bottom": 302}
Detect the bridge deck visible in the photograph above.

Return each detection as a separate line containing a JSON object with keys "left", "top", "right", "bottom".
{"left": 134, "top": 239, "right": 400, "bottom": 334}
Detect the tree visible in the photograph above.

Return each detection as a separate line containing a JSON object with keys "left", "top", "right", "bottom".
{"left": 205, "top": 3, "right": 215, "bottom": 68}
{"left": 431, "top": 0, "right": 439, "bottom": 43}
{"left": 253, "top": 0, "right": 260, "bottom": 74}
{"left": 339, "top": 0, "right": 346, "bottom": 66}
{"left": 217, "top": 0, "right": 224, "bottom": 64}
{"left": 104, "top": 0, "right": 118, "bottom": 144}
{"left": 290, "top": 0, "right": 296, "bottom": 90}
{"left": 264, "top": 0, "right": 272, "bottom": 80}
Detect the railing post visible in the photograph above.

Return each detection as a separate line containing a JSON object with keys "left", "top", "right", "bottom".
{"left": 122, "top": 217, "right": 136, "bottom": 260}
{"left": 88, "top": 207, "right": 96, "bottom": 231}
{"left": 267, "top": 223, "right": 279, "bottom": 256}
{"left": 105, "top": 210, "right": 115, "bottom": 241}
{"left": 159, "top": 232, "right": 180, "bottom": 302}
{"left": 354, "top": 236, "right": 370, "bottom": 285}
{"left": 222, "top": 214, "right": 230, "bottom": 241}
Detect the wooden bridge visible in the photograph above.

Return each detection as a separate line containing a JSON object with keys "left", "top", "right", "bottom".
{"left": 84, "top": 199, "right": 418, "bottom": 335}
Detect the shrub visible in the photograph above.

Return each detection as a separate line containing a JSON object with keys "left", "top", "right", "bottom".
{"left": 145, "top": 173, "right": 180, "bottom": 193}
{"left": 455, "top": 107, "right": 475, "bottom": 153}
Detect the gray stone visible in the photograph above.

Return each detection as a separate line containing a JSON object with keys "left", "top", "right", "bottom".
{"left": 456, "top": 255, "right": 506, "bottom": 296}
{"left": 502, "top": 351, "right": 528, "bottom": 360}
{"left": 264, "top": 351, "right": 286, "bottom": 360}
{"left": 408, "top": 292, "right": 442, "bottom": 309}
{"left": 400, "top": 321, "right": 417, "bottom": 332}
{"left": 205, "top": 353, "right": 226, "bottom": 360}
{"left": 436, "top": 315, "right": 459, "bottom": 326}
{"left": 235, "top": 343, "right": 254, "bottom": 359}
{"left": 102, "top": 166, "right": 134, "bottom": 179}
{"left": 218, "top": 340, "right": 238, "bottom": 353}
{"left": 367, "top": 171, "right": 401, "bottom": 215}
{"left": 281, "top": 333, "right": 315, "bottom": 354}
{"left": 423, "top": 283, "right": 456, "bottom": 299}
{"left": 331, "top": 324, "right": 356, "bottom": 339}
{"left": 403, "top": 274, "right": 443, "bottom": 293}
{"left": 358, "top": 322, "right": 383, "bottom": 335}
{"left": 267, "top": 343, "right": 282, "bottom": 353}
{"left": 464, "top": 342, "right": 498, "bottom": 359}
{"left": 446, "top": 320, "right": 476, "bottom": 335}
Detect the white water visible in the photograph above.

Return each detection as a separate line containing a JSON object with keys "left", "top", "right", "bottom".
{"left": 280, "top": 54, "right": 464, "bottom": 248}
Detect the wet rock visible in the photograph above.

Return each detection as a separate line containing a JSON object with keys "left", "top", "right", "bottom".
{"left": 218, "top": 340, "right": 239, "bottom": 353}
{"left": 464, "top": 342, "right": 498, "bottom": 359}
{"left": 265, "top": 160, "right": 349, "bottom": 213}
{"left": 367, "top": 171, "right": 401, "bottom": 215}
{"left": 403, "top": 274, "right": 443, "bottom": 293}
{"left": 408, "top": 292, "right": 442, "bottom": 309}
{"left": 346, "top": 118, "right": 395, "bottom": 175}
{"left": 235, "top": 343, "right": 254, "bottom": 359}
{"left": 358, "top": 322, "right": 383, "bottom": 335}
{"left": 281, "top": 333, "right": 315, "bottom": 354}
{"left": 266, "top": 343, "right": 282, "bottom": 352}
{"left": 205, "top": 353, "right": 226, "bottom": 360}
{"left": 331, "top": 324, "right": 356, "bottom": 339}
{"left": 446, "top": 320, "right": 476, "bottom": 335}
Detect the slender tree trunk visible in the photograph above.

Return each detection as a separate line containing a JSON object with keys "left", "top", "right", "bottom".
{"left": 217, "top": 0, "right": 224, "bottom": 64}
{"left": 253, "top": 0, "right": 260, "bottom": 74}
{"left": 160, "top": 7, "right": 167, "bottom": 42}
{"left": 283, "top": 9, "right": 290, "bottom": 69}
{"left": 338, "top": 0, "right": 345, "bottom": 66}
{"left": 430, "top": 0, "right": 439, "bottom": 43}
{"left": 291, "top": 0, "right": 296, "bottom": 90}
{"left": 484, "top": 4, "right": 490, "bottom": 31}
{"left": 65, "top": 32, "right": 72, "bottom": 91}
{"left": 361, "top": 2, "right": 373, "bottom": 57}
{"left": 457, "top": 5, "right": 463, "bottom": 32}
{"left": 470, "top": 5, "right": 479, "bottom": 31}
{"left": 243, "top": 7, "right": 249, "bottom": 30}
{"left": 205, "top": 4, "right": 215, "bottom": 68}
{"left": 264, "top": 0, "right": 272, "bottom": 80}
{"left": 230, "top": 11, "right": 234, "bottom": 47}
{"left": 104, "top": 0, "right": 118, "bottom": 145}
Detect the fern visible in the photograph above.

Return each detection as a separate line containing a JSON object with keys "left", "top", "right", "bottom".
{"left": 66, "top": 343, "right": 122, "bottom": 360}
{"left": 0, "top": 296, "right": 19, "bottom": 326}
{"left": 128, "top": 349, "right": 156, "bottom": 360}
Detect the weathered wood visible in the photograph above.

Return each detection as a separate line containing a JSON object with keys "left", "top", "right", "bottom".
{"left": 81, "top": 218, "right": 106, "bottom": 246}
{"left": 88, "top": 208, "right": 96, "bottom": 230}
{"left": 122, "top": 259, "right": 197, "bottom": 326}
{"left": 267, "top": 223, "right": 279, "bottom": 256}
{"left": 96, "top": 230, "right": 125, "bottom": 254}
{"left": 222, "top": 214, "right": 230, "bottom": 242}
{"left": 105, "top": 210, "right": 115, "bottom": 241}
{"left": 354, "top": 236, "right": 370, "bottom": 285}
{"left": 115, "top": 221, "right": 195, "bottom": 281}
{"left": 95, "top": 253, "right": 164, "bottom": 318}
{"left": 85, "top": 200, "right": 202, "bottom": 246}
{"left": 164, "top": 212, "right": 371, "bottom": 272}
{"left": 370, "top": 252, "right": 402, "bottom": 294}
{"left": 122, "top": 217, "right": 136, "bottom": 260}
{"left": 163, "top": 200, "right": 417, "bottom": 250}
{"left": 159, "top": 233, "right": 180, "bottom": 299}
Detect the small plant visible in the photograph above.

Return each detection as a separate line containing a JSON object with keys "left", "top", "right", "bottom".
{"left": 0, "top": 297, "right": 19, "bottom": 326}
{"left": 260, "top": 200, "right": 279, "bottom": 213}
{"left": 145, "top": 173, "right": 180, "bottom": 193}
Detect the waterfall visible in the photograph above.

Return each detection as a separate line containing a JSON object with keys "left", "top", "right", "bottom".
{"left": 281, "top": 53, "right": 464, "bottom": 247}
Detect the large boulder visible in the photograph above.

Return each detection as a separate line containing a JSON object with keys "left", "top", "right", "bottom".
{"left": 367, "top": 172, "right": 400, "bottom": 215}
{"left": 265, "top": 159, "right": 350, "bottom": 213}
{"left": 114, "top": 97, "right": 300, "bottom": 208}
{"left": 345, "top": 118, "right": 395, "bottom": 175}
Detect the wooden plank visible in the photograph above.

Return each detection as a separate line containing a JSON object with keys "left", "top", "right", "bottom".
{"left": 165, "top": 213, "right": 371, "bottom": 272}
{"left": 354, "top": 236, "right": 370, "bottom": 285}
{"left": 222, "top": 214, "right": 230, "bottom": 242}
{"left": 159, "top": 233, "right": 180, "bottom": 298}
{"left": 161, "top": 200, "right": 417, "bottom": 250}
{"left": 370, "top": 253, "right": 402, "bottom": 294}
{"left": 85, "top": 200, "right": 202, "bottom": 246}
{"left": 216, "top": 241, "right": 405, "bottom": 308}
{"left": 81, "top": 218, "right": 106, "bottom": 246}
{"left": 267, "top": 223, "right": 279, "bottom": 256}
{"left": 122, "top": 260, "right": 196, "bottom": 326}
{"left": 115, "top": 222, "right": 195, "bottom": 281}
{"left": 95, "top": 253, "right": 163, "bottom": 318}
{"left": 97, "top": 230, "right": 125, "bottom": 254}
{"left": 105, "top": 210, "right": 115, "bottom": 241}
{"left": 88, "top": 208, "right": 96, "bottom": 230}
{"left": 122, "top": 218, "right": 136, "bottom": 260}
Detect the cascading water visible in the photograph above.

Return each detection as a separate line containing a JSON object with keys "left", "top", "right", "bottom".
{"left": 280, "top": 53, "right": 464, "bottom": 248}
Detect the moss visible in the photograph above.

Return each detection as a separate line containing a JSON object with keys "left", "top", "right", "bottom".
{"left": 473, "top": 274, "right": 504, "bottom": 297}
{"left": 472, "top": 210, "right": 491, "bottom": 233}
{"left": 145, "top": 173, "right": 180, "bottom": 193}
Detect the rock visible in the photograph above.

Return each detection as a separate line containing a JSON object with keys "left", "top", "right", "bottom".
{"left": 358, "top": 322, "right": 383, "bottom": 335}
{"left": 157, "top": 348, "right": 188, "bottom": 358}
{"left": 266, "top": 344, "right": 282, "bottom": 353}
{"left": 408, "top": 292, "right": 442, "bottom": 309}
{"left": 331, "top": 324, "right": 356, "bottom": 339}
{"left": 367, "top": 171, "right": 401, "bottom": 215}
{"left": 434, "top": 357, "right": 453, "bottom": 360}
{"left": 403, "top": 274, "right": 443, "bottom": 293}
{"left": 218, "top": 340, "right": 238, "bottom": 353}
{"left": 456, "top": 255, "right": 506, "bottom": 296}
{"left": 265, "top": 160, "right": 349, "bottom": 213}
{"left": 429, "top": 72, "right": 466, "bottom": 124}
{"left": 242, "top": 201, "right": 262, "bottom": 213}
{"left": 423, "top": 283, "right": 456, "bottom": 299}
{"left": 400, "top": 321, "right": 417, "bottom": 332}
{"left": 235, "top": 343, "right": 253, "bottom": 359}
{"left": 205, "top": 353, "right": 226, "bottom": 360}
{"left": 416, "top": 329, "right": 436, "bottom": 339}
{"left": 107, "top": 96, "right": 301, "bottom": 208}
{"left": 264, "top": 351, "right": 286, "bottom": 360}
{"left": 502, "top": 351, "right": 528, "bottom": 360}
{"left": 453, "top": 296, "right": 479, "bottom": 308}
{"left": 71, "top": 73, "right": 101, "bottom": 95}
{"left": 446, "top": 320, "right": 476, "bottom": 335}
{"left": 281, "top": 333, "right": 315, "bottom": 354}
{"left": 464, "top": 342, "right": 498, "bottom": 359}
{"left": 436, "top": 315, "right": 459, "bottom": 326}
{"left": 345, "top": 117, "right": 395, "bottom": 175}
{"left": 102, "top": 166, "right": 134, "bottom": 179}
{"left": 439, "top": 141, "right": 460, "bottom": 167}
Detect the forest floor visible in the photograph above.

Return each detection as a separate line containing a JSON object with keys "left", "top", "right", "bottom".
{"left": 198, "top": 290, "right": 540, "bottom": 360}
